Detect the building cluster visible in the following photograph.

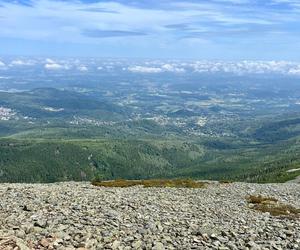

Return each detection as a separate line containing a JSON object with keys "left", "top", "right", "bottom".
{"left": 0, "top": 107, "right": 15, "bottom": 121}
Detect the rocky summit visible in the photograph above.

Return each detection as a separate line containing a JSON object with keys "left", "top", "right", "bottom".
{"left": 0, "top": 182, "right": 299, "bottom": 250}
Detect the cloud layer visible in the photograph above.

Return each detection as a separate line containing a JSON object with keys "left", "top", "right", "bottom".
{"left": 1, "top": 57, "right": 300, "bottom": 76}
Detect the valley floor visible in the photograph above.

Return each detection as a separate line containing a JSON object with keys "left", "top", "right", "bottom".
{"left": 0, "top": 182, "right": 299, "bottom": 250}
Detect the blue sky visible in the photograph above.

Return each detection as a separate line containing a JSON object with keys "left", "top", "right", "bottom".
{"left": 0, "top": 0, "right": 300, "bottom": 60}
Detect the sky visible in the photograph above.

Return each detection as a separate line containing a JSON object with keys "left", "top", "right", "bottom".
{"left": 0, "top": 0, "right": 300, "bottom": 60}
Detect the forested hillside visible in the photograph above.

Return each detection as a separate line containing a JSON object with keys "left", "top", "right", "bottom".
{"left": 1, "top": 136, "right": 299, "bottom": 183}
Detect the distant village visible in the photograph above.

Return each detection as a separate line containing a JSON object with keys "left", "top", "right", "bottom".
{"left": 0, "top": 107, "right": 15, "bottom": 121}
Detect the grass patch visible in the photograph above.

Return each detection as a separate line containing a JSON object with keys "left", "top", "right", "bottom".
{"left": 219, "top": 180, "right": 233, "bottom": 184}
{"left": 247, "top": 195, "right": 300, "bottom": 219}
{"left": 92, "top": 179, "right": 139, "bottom": 188}
{"left": 142, "top": 179, "right": 206, "bottom": 188}
{"left": 91, "top": 179, "right": 206, "bottom": 188}
{"left": 248, "top": 195, "right": 278, "bottom": 204}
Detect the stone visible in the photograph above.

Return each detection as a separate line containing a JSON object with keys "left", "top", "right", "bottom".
{"left": 152, "top": 242, "right": 164, "bottom": 250}
{"left": 210, "top": 234, "right": 218, "bottom": 240}
{"left": 132, "top": 240, "right": 142, "bottom": 249}
{"left": 15, "top": 239, "right": 31, "bottom": 250}
{"left": 0, "top": 182, "right": 299, "bottom": 250}
{"left": 40, "top": 238, "right": 50, "bottom": 248}
{"left": 34, "top": 219, "right": 47, "bottom": 228}
{"left": 112, "top": 240, "right": 121, "bottom": 249}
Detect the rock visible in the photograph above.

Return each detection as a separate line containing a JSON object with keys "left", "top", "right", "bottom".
{"left": 0, "top": 182, "right": 299, "bottom": 250}
{"left": 246, "top": 241, "right": 261, "bottom": 250}
{"left": 284, "top": 230, "right": 293, "bottom": 236}
{"left": 103, "top": 237, "right": 112, "bottom": 243}
{"left": 132, "top": 240, "right": 142, "bottom": 249}
{"left": 124, "top": 236, "right": 134, "bottom": 243}
{"left": 15, "top": 230, "right": 26, "bottom": 239}
{"left": 40, "top": 238, "right": 50, "bottom": 248}
{"left": 112, "top": 240, "right": 121, "bottom": 249}
{"left": 201, "top": 233, "right": 209, "bottom": 241}
{"left": 193, "top": 237, "right": 201, "bottom": 243}
{"left": 34, "top": 219, "right": 47, "bottom": 228}
{"left": 32, "top": 226, "right": 43, "bottom": 234}
{"left": 22, "top": 205, "right": 32, "bottom": 212}
{"left": 210, "top": 234, "right": 218, "bottom": 240}
{"left": 15, "top": 238, "right": 31, "bottom": 250}
{"left": 152, "top": 242, "right": 164, "bottom": 250}
{"left": 53, "top": 239, "right": 63, "bottom": 248}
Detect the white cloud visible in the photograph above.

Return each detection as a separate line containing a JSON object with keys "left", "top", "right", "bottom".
{"left": 45, "top": 63, "right": 68, "bottom": 70}
{"left": 189, "top": 60, "right": 300, "bottom": 75}
{"left": 45, "top": 58, "right": 56, "bottom": 64}
{"left": 9, "top": 59, "right": 35, "bottom": 66}
{"left": 122, "top": 60, "right": 300, "bottom": 75}
{"left": 4, "top": 57, "right": 300, "bottom": 76}
{"left": 0, "top": 0, "right": 298, "bottom": 60}
{"left": 127, "top": 63, "right": 185, "bottom": 73}
{"left": 288, "top": 67, "right": 300, "bottom": 75}
{"left": 128, "top": 66, "right": 163, "bottom": 73}
{"left": 78, "top": 65, "right": 88, "bottom": 71}
{"left": 0, "top": 61, "right": 6, "bottom": 68}
{"left": 0, "top": 0, "right": 287, "bottom": 44}
{"left": 161, "top": 63, "right": 185, "bottom": 73}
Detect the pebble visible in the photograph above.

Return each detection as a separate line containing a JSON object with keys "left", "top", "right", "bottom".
{"left": 0, "top": 182, "right": 299, "bottom": 249}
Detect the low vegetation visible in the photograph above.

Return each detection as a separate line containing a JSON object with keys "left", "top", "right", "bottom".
{"left": 247, "top": 195, "right": 278, "bottom": 204}
{"left": 247, "top": 195, "right": 300, "bottom": 219}
{"left": 91, "top": 179, "right": 206, "bottom": 188}
{"left": 219, "top": 180, "right": 233, "bottom": 184}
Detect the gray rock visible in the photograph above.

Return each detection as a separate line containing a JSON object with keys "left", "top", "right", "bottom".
{"left": 152, "top": 242, "right": 164, "bottom": 250}
{"left": 132, "top": 240, "right": 142, "bottom": 249}
{"left": 112, "top": 240, "right": 121, "bottom": 249}
{"left": 0, "top": 182, "right": 299, "bottom": 250}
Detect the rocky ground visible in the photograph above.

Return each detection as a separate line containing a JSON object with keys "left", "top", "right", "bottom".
{"left": 0, "top": 182, "right": 299, "bottom": 250}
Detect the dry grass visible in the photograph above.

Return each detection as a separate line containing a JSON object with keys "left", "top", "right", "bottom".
{"left": 92, "top": 179, "right": 206, "bottom": 188}
{"left": 219, "top": 180, "right": 233, "bottom": 184}
{"left": 91, "top": 179, "right": 139, "bottom": 188}
{"left": 142, "top": 179, "right": 206, "bottom": 188}
{"left": 248, "top": 195, "right": 278, "bottom": 204}
{"left": 247, "top": 195, "right": 300, "bottom": 219}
